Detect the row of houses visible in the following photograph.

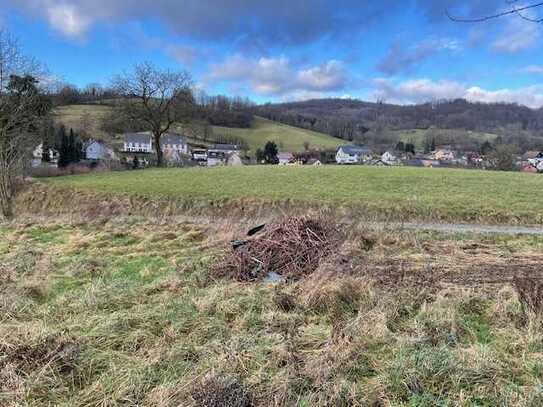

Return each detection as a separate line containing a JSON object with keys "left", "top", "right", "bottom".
{"left": 33, "top": 132, "right": 245, "bottom": 168}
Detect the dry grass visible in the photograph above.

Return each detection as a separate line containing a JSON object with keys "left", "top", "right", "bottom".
{"left": 2, "top": 217, "right": 543, "bottom": 405}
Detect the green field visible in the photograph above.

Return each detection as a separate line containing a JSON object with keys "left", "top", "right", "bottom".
{"left": 210, "top": 116, "right": 343, "bottom": 152}
{"left": 395, "top": 128, "right": 498, "bottom": 150}
{"left": 53, "top": 104, "right": 113, "bottom": 138}
{"left": 44, "top": 165, "right": 543, "bottom": 224}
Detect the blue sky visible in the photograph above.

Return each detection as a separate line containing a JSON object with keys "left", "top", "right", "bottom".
{"left": 2, "top": 0, "right": 543, "bottom": 106}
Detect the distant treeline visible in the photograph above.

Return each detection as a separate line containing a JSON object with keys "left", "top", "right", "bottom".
{"left": 255, "top": 98, "right": 543, "bottom": 141}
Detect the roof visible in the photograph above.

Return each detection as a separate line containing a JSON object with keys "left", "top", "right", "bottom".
{"left": 210, "top": 144, "right": 240, "bottom": 151}
{"left": 278, "top": 152, "right": 294, "bottom": 160}
{"left": 338, "top": 145, "right": 372, "bottom": 155}
{"left": 523, "top": 151, "right": 543, "bottom": 160}
{"left": 160, "top": 133, "right": 187, "bottom": 146}
{"left": 124, "top": 132, "right": 151, "bottom": 144}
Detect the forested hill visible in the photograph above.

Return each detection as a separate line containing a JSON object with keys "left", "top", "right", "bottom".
{"left": 255, "top": 98, "right": 543, "bottom": 141}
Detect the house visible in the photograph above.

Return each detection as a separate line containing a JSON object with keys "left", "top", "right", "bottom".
{"left": 431, "top": 149, "right": 455, "bottom": 161}
{"left": 85, "top": 140, "right": 114, "bottom": 161}
{"left": 124, "top": 133, "right": 153, "bottom": 153}
{"left": 521, "top": 164, "right": 538, "bottom": 173}
{"left": 159, "top": 133, "right": 189, "bottom": 155}
{"left": 32, "top": 143, "right": 58, "bottom": 167}
{"left": 306, "top": 158, "right": 322, "bottom": 166}
{"left": 381, "top": 151, "right": 399, "bottom": 165}
{"left": 336, "top": 145, "right": 372, "bottom": 164}
{"left": 278, "top": 152, "right": 294, "bottom": 165}
{"left": 123, "top": 132, "right": 188, "bottom": 156}
{"left": 522, "top": 151, "right": 543, "bottom": 161}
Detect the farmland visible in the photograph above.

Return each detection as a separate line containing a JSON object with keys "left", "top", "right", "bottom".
{"left": 209, "top": 116, "right": 343, "bottom": 152}
{"left": 43, "top": 165, "right": 543, "bottom": 224}
{"left": 2, "top": 216, "right": 543, "bottom": 406}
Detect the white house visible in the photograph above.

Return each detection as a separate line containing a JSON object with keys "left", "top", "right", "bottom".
{"left": 336, "top": 145, "right": 372, "bottom": 164}
{"left": 381, "top": 151, "right": 399, "bottom": 165}
{"left": 124, "top": 133, "right": 153, "bottom": 153}
{"left": 85, "top": 140, "right": 115, "bottom": 161}
{"left": 123, "top": 132, "right": 188, "bottom": 156}
{"left": 278, "top": 152, "right": 294, "bottom": 165}
{"left": 32, "top": 143, "right": 58, "bottom": 167}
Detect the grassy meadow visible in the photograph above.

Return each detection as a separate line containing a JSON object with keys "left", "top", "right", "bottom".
{"left": 209, "top": 116, "right": 343, "bottom": 153}
{"left": 395, "top": 128, "right": 498, "bottom": 150}
{"left": 53, "top": 104, "right": 113, "bottom": 139}
{"left": 2, "top": 219, "right": 543, "bottom": 406}
{"left": 44, "top": 165, "right": 543, "bottom": 224}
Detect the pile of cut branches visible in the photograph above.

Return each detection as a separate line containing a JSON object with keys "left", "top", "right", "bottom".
{"left": 212, "top": 216, "right": 340, "bottom": 281}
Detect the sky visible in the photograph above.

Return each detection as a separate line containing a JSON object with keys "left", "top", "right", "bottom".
{"left": 1, "top": 0, "right": 543, "bottom": 107}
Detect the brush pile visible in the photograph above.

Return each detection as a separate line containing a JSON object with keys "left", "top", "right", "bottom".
{"left": 212, "top": 215, "right": 341, "bottom": 282}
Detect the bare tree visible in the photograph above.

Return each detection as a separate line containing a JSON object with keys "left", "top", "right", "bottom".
{"left": 113, "top": 62, "right": 194, "bottom": 166}
{"left": 0, "top": 28, "right": 43, "bottom": 94}
{"left": 447, "top": 1, "right": 543, "bottom": 23}
{"left": 0, "top": 75, "right": 50, "bottom": 218}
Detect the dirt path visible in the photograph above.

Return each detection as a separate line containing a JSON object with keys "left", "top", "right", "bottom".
{"left": 375, "top": 222, "right": 543, "bottom": 235}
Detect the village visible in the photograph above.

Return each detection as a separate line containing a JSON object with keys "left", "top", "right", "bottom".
{"left": 31, "top": 130, "right": 543, "bottom": 174}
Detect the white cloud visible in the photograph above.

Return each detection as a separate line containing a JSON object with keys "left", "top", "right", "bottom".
{"left": 372, "top": 78, "right": 543, "bottom": 108}
{"left": 492, "top": 8, "right": 542, "bottom": 53}
{"left": 210, "top": 55, "right": 348, "bottom": 96}
{"left": 523, "top": 65, "right": 543, "bottom": 74}
{"left": 46, "top": 3, "right": 92, "bottom": 38}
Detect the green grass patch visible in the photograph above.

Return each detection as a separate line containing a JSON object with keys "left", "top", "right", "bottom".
{"left": 44, "top": 165, "right": 543, "bottom": 224}
{"left": 209, "top": 116, "right": 343, "bottom": 152}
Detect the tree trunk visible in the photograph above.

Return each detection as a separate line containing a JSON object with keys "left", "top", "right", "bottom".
{"left": 0, "top": 171, "right": 13, "bottom": 220}
{"left": 154, "top": 133, "right": 163, "bottom": 167}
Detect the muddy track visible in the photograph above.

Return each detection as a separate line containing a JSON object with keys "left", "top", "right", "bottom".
{"left": 374, "top": 222, "right": 543, "bottom": 236}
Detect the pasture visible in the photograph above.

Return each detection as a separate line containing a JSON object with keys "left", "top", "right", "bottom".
{"left": 44, "top": 165, "right": 543, "bottom": 224}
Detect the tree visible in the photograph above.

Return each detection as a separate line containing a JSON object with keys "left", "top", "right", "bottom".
{"left": 263, "top": 141, "right": 279, "bottom": 164}
{"left": 480, "top": 140, "right": 493, "bottom": 155}
{"left": 405, "top": 143, "right": 416, "bottom": 155}
{"left": 132, "top": 155, "right": 139, "bottom": 169}
{"left": 0, "top": 75, "right": 50, "bottom": 218}
{"left": 303, "top": 141, "right": 310, "bottom": 151}
{"left": 255, "top": 148, "right": 264, "bottom": 163}
{"left": 113, "top": 62, "right": 194, "bottom": 167}
{"left": 486, "top": 144, "right": 517, "bottom": 171}
{"left": 395, "top": 141, "right": 405, "bottom": 152}
{"left": 57, "top": 126, "right": 83, "bottom": 168}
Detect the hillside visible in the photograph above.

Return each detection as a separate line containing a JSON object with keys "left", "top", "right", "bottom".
{"left": 256, "top": 98, "right": 543, "bottom": 149}
{"left": 53, "top": 104, "right": 113, "bottom": 139}
{"left": 53, "top": 105, "right": 343, "bottom": 153}
{"left": 44, "top": 166, "right": 543, "bottom": 224}
{"left": 209, "top": 116, "right": 343, "bottom": 152}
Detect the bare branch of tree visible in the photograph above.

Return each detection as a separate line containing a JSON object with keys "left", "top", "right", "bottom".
{"left": 447, "top": 1, "right": 543, "bottom": 23}
{"left": 112, "top": 62, "right": 194, "bottom": 166}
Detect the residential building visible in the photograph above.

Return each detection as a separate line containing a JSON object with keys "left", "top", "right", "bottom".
{"left": 336, "top": 145, "right": 372, "bottom": 164}
{"left": 207, "top": 144, "right": 241, "bottom": 167}
{"left": 85, "top": 140, "right": 114, "bottom": 160}
{"left": 431, "top": 149, "right": 455, "bottom": 161}
{"left": 278, "top": 152, "right": 294, "bottom": 165}
{"left": 381, "top": 151, "right": 399, "bottom": 165}
{"left": 32, "top": 143, "right": 58, "bottom": 167}
{"left": 123, "top": 132, "right": 188, "bottom": 155}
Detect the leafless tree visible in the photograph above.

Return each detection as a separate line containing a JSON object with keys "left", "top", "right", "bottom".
{"left": 0, "top": 28, "right": 44, "bottom": 94}
{"left": 0, "top": 75, "right": 50, "bottom": 219}
{"left": 112, "top": 62, "right": 194, "bottom": 166}
{"left": 447, "top": 1, "right": 543, "bottom": 23}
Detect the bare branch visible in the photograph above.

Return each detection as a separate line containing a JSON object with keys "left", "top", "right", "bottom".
{"left": 447, "top": 1, "right": 543, "bottom": 23}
